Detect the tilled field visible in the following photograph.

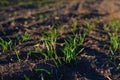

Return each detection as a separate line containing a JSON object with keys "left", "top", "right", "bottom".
{"left": 0, "top": 0, "right": 120, "bottom": 80}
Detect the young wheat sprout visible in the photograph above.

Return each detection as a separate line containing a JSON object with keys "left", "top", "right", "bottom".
{"left": 108, "top": 32, "right": 120, "bottom": 66}
{"left": 62, "top": 35, "right": 84, "bottom": 63}
{"left": 0, "top": 38, "right": 12, "bottom": 52}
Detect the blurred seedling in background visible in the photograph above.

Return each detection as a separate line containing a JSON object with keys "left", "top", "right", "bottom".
{"left": 53, "top": 23, "right": 64, "bottom": 35}
{"left": 16, "top": 32, "right": 31, "bottom": 43}
{"left": 14, "top": 49, "right": 21, "bottom": 62}
{"left": 84, "top": 20, "right": 94, "bottom": 33}
{"left": 0, "top": 38, "right": 12, "bottom": 52}
{"left": 103, "top": 24, "right": 109, "bottom": 32}
{"left": 71, "top": 19, "right": 77, "bottom": 32}
{"left": 39, "top": 14, "right": 45, "bottom": 20}
{"left": 117, "top": 63, "right": 120, "bottom": 70}
{"left": 0, "top": 1, "right": 10, "bottom": 6}
{"left": 110, "top": 19, "right": 120, "bottom": 33}
{"left": 18, "top": 1, "right": 33, "bottom": 6}
{"left": 21, "top": 33, "right": 31, "bottom": 42}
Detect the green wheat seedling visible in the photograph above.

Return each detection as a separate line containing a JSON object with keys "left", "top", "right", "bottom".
{"left": 45, "top": 41, "right": 56, "bottom": 59}
{"left": 72, "top": 29, "right": 87, "bottom": 46}
{"left": 14, "top": 49, "right": 21, "bottom": 62}
{"left": 0, "top": 38, "right": 12, "bottom": 52}
{"left": 109, "top": 47, "right": 117, "bottom": 66}
{"left": 0, "top": 1, "right": 10, "bottom": 6}
{"left": 41, "top": 41, "right": 61, "bottom": 67}
{"left": 61, "top": 35, "right": 84, "bottom": 63}
{"left": 72, "top": 21, "right": 77, "bottom": 32}
{"left": 40, "top": 29, "right": 61, "bottom": 66}
{"left": 41, "top": 74, "right": 45, "bottom": 80}
{"left": 27, "top": 48, "right": 41, "bottom": 59}
{"left": 85, "top": 20, "right": 94, "bottom": 33}
{"left": 39, "top": 14, "right": 45, "bottom": 20}
{"left": 41, "top": 29, "right": 57, "bottom": 45}
{"left": 117, "top": 63, "right": 120, "bottom": 70}
{"left": 35, "top": 68, "right": 51, "bottom": 75}
{"left": 40, "top": 29, "right": 58, "bottom": 59}
{"left": 35, "top": 68, "right": 51, "bottom": 80}
{"left": 24, "top": 74, "right": 30, "bottom": 80}
{"left": 103, "top": 24, "right": 109, "bottom": 32}
{"left": 108, "top": 33, "right": 120, "bottom": 66}
{"left": 108, "top": 33, "right": 119, "bottom": 52}
{"left": 16, "top": 33, "right": 31, "bottom": 43}
{"left": 110, "top": 19, "right": 120, "bottom": 33}
{"left": 78, "top": 32, "right": 87, "bottom": 45}
{"left": 21, "top": 33, "right": 31, "bottom": 42}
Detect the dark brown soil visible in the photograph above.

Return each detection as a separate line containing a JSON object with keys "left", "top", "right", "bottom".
{"left": 0, "top": 0, "right": 120, "bottom": 80}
